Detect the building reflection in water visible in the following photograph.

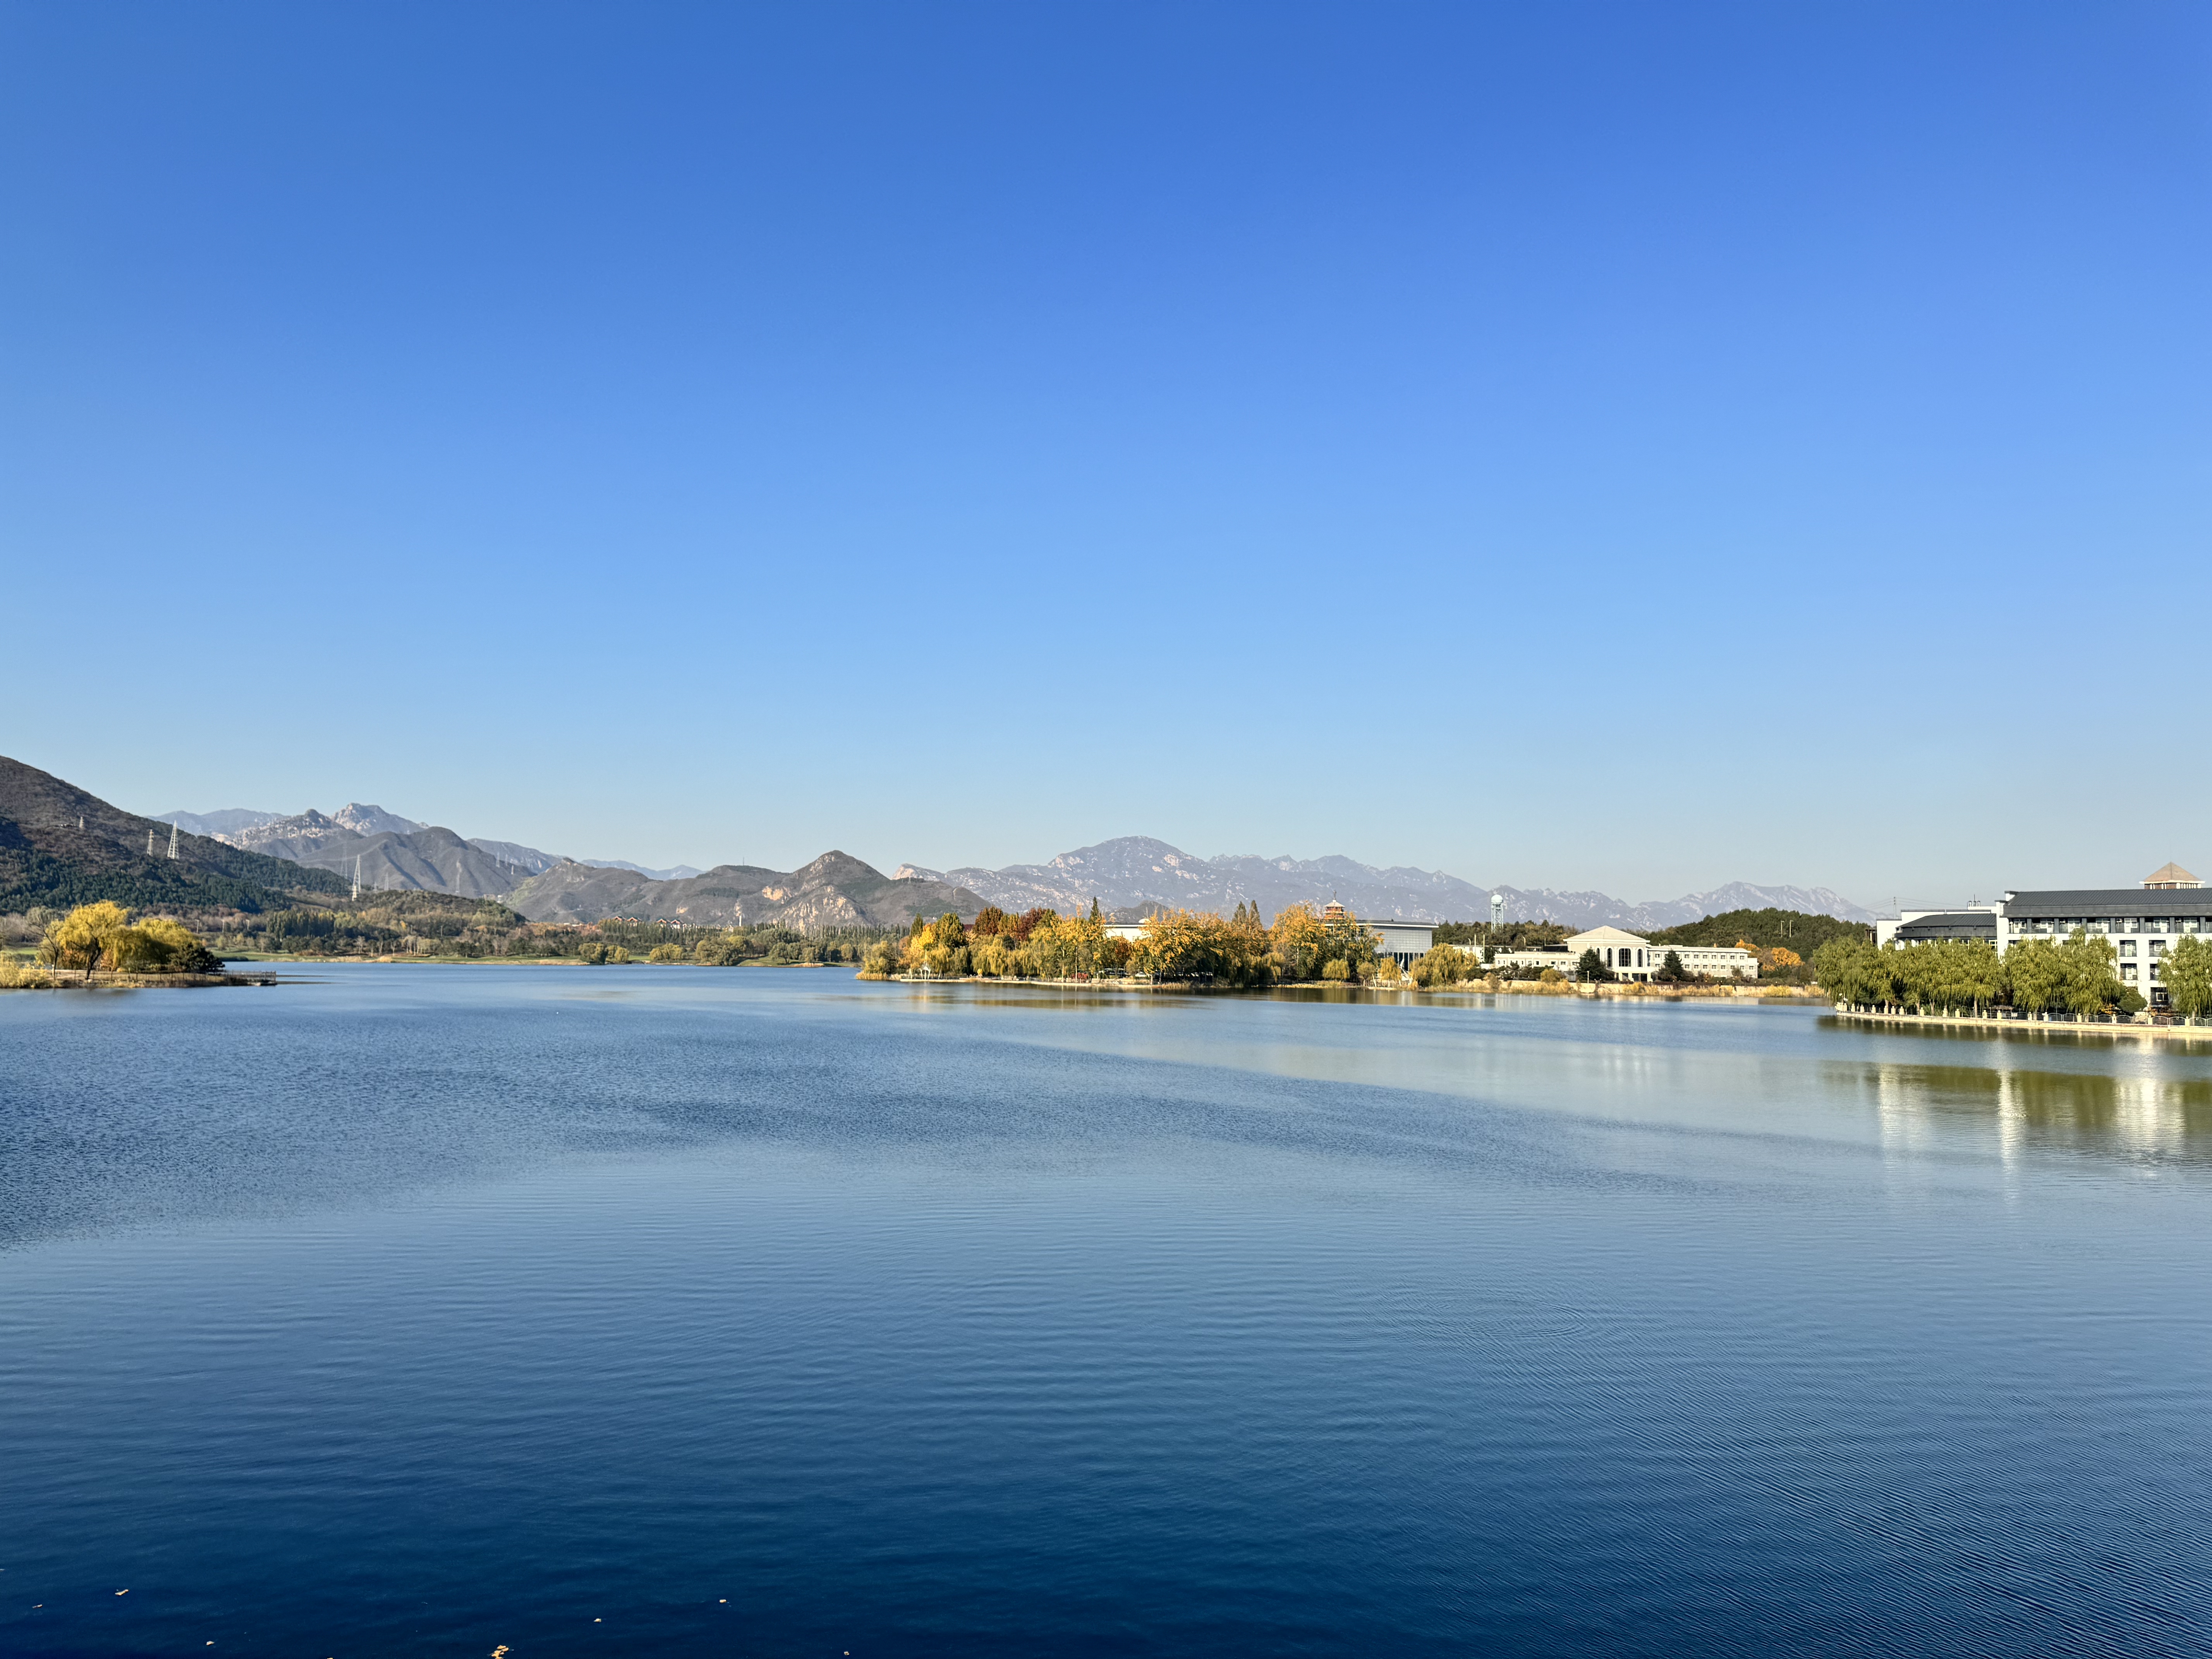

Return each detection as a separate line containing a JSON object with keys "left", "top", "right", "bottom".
{"left": 1849, "top": 1042, "right": 2212, "bottom": 1171}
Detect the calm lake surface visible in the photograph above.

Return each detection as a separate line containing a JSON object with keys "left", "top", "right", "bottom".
{"left": 5, "top": 968, "right": 2212, "bottom": 1657}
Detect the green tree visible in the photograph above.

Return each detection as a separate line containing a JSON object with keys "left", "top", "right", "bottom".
{"left": 2004, "top": 939, "right": 2063, "bottom": 1015}
{"left": 2163, "top": 935, "right": 2212, "bottom": 1022}
{"left": 1577, "top": 947, "right": 1614, "bottom": 983}
{"left": 1654, "top": 949, "right": 1688, "bottom": 983}
{"left": 128, "top": 916, "right": 220, "bottom": 973}
{"left": 2056, "top": 928, "right": 2131, "bottom": 1018}
{"left": 1410, "top": 944, "right": 1474, "bottom": 987}
{"left": 1810, "top": 938, "right": 1891, "bottom": 1007}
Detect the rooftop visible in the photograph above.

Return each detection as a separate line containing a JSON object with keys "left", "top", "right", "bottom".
{"left": 1895, "top": 912, "right": 1999, "bottom": 941}
{"left": 2144, "top": 862, "right": 2201, "bottom": 889}
{"left": 2003, "top": 889, "right": 2212, "bottom": 917}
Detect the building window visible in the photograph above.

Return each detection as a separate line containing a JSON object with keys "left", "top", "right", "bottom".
{"left": 2121, "top": 941, "right": 2136, "bottom": 957}
{"left": 2122, "top": 963, "right": 2137, "bottom": 981}
{"left": 2151, "top": 939, "right": 2167, "bottom": 957}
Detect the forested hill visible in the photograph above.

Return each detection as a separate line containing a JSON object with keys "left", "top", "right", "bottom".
{"left": 1645, "top": 908, "right": 1870, "bottom": 952}
{"left": 0, "top": 755, "right": 347, "bottom": 912}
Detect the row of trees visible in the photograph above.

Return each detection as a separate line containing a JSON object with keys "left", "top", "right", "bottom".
{"left": 1810, "top": 931, "right": 2212, "bottom": 1020}
{"left": 34, "top": 902, "right": 221, "bottom": 977}
{"left": 862, "top": 902, "right": 1391, "bottom": 986}
{"left": 209, "top": 899, "right": 881, "bottom": 965}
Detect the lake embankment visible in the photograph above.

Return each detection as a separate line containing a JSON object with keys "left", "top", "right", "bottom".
{"left": 1834, "top": 1006, "right": 2212, "bottom": 1042}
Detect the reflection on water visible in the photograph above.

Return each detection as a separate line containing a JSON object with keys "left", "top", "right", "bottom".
{"left": 8, "top": 970, "right": 2212, "bottom": 1657}
{"left": 1855, "top": 1059, "right": 2212, "bottom": 1166}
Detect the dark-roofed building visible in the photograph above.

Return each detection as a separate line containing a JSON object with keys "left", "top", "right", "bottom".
{"left": 1890, "top": 911, "right": 1998, "bottom": 944}
{"left": 1876, "top": 864, "right": 2210, "bottom": 1009}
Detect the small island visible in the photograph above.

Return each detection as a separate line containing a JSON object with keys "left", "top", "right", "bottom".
{"left": 1, "top": 902, "right": 270, "bottom": 988}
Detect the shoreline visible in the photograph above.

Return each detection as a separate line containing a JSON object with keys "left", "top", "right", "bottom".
{"left": 879, "top": 973, "right": 1822, "bottom": 1003}
{"left": 1833, "top": 1006, "right": 2212, "bottom": 1043}
{"left": 0, "top": 969, "right": 282, "bottom": 990}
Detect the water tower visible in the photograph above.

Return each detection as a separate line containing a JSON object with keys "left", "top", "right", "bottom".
{"left": 1489, "top": 892, "right": 1504, "bottom": 933}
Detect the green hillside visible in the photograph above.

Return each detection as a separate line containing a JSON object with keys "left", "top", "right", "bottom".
{"left": 1645, "top": 907, "right": 1867, "bottom": 953}
{"left": 0, "top": 755, "right": 347, "bottom": 914}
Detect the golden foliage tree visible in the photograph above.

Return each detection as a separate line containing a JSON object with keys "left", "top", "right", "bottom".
{"left": 39, "top": 902, "right": 136, "bottom": 976}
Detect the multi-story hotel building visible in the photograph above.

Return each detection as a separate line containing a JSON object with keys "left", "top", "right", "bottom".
{"left": 1877, "top": 863, "right": 2205, "bottom": 1008}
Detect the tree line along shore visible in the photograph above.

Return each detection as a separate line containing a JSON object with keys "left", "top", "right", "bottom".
{"left": 1810, "top": 931, "right": 2212, "bottom": 1022}
{"left": 0, "top": 895, "right": 1841, "bottom": 978}
{"left": 30, "top": 898, "right": 2189, "bottom": 1028}
{"left": 861, "top": 905, "right": 1830, "bottom": 989}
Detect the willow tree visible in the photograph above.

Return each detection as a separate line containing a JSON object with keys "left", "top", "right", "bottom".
{"left": 2056, "top": 928, "right": 2136, "bottom": 1019}
{"left": 2004, "top": 939, "right": 2064, "bottom": 1016}
{"left": 39, "top": 902, "right": 134, "bottom": 978}
{"left": 2164, "top": 936, "right": 2212, "bottom": 1022}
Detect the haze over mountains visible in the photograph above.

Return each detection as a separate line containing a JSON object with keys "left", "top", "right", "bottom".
{"left": 509, "top": 853, "right": 984, "bottom": 931}
{"left": 141, "top": 788, "right": 1873, "bottom": 931}
{"left": 899, "top": 838, "right": 1874, "bottom": 932}
{"left": 155, "top": 805, "right": 703, "bottom": 887}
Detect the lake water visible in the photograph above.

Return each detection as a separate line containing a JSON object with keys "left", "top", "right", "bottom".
{"left": 5, "top": 968, "right": 2212, "bottom": 1657}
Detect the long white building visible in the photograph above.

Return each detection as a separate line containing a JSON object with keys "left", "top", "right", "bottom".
{"left": 1461, "top": 926, "right": 1757, "bottom": 982}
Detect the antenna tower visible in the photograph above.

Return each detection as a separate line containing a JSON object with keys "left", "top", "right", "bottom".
{"left": 148, "top": 828, "right": 156, "bottom": 857}
{"left": 168, "top": 822, "right": 179, "bottom": 859}
{"left": 353, "top": 854, "right": 362, "bottom": 900}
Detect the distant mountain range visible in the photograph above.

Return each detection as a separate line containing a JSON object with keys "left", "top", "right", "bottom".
{"left": 155, "top": 805, "right": 702, "bottom": 886}
{"left": 505, "top": 852, "right": 983, "bottom": 931}
{"left": 150, "top": 795, "right": 970, "bottom": 927}
{"left": 897, "top": 837, "right": 1873, "bottom": 931}
{"left": 141, "top": 790, "right": 1870, "bottom": 932}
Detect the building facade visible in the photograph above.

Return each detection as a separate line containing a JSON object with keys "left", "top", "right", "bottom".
{"left": 1457, "top": 929, "right": 1757, "bottom": 982}
{"left": 1875, "top": 864, "right": 2206, "bottom": 1008}
{"left": 1565, "top": 927, "right": 1759, "bottom": 982}
{"left": 1367, "top": 921, "right": 1435, "bottom": 968}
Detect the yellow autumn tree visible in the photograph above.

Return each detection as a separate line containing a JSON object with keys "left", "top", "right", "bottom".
{"left": 117, "top": 915, "right": 220, "bottom": 973}
{"left": 1030, "top": 910, "right": 1110, "bottom": 978}
{"left": 39, "top": 902, "right": 136, "bottom": 976}
{"left": 1269, "top": 902, "right": 1328, "bottom": 981}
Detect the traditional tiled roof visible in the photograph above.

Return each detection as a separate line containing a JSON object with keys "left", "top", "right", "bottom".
{"left": 1894, "top": 912, "right": 1998, "bottom": 941}
{"left": 2143, "top": 862, "right": 2201, "bottom": 889}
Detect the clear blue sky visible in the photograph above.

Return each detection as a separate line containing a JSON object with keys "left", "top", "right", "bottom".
{"left": 5, "top": 3, "right": 2207, "bottom": 907}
